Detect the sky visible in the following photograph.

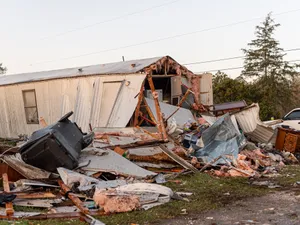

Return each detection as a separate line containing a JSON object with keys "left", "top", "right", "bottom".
{"left": 1, "top": 0, "right": 300, "bottom": 78}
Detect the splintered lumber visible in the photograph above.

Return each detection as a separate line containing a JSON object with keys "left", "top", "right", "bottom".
{"left": 58, "top": 180, "right": 89, "bottom": 215}
{"left": 105, "top": 139, "right": 166, "bottom": 150}
{"left": 15, "top": 192, "right": 57, "bottom": 199}
{"left": 159, "top": 145, "right": 199, "bottom": 173}
{"left": 26, "top": 210, "right": 106, "bottom": 220}
{"left": 0, "top": 211, "right": 106, "bottom": 221}
{"left": 147, "top": 75, "right": 168, "bottom": 141}
{"left": 3, "top": 173, "right": 14, "bottom": 216}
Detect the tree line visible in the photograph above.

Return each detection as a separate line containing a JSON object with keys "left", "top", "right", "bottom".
{"left": 213, "top": 13, "right": 299, "bottom": 120}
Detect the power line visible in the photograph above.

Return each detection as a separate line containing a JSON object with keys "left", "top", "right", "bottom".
{"left": 183, "top": 56, "right": 243, "bottom": 65}
{"left": 40, "top": 0, "right": 182, "bottom": 40}
{"left": 30, "top": 8, "right": 300, "bottom": 66}
{"left": 196, "top": 59, "right": 300, "bottom": 73}
{"left": 183, "top": 48, "right": 300, "bottom": 65}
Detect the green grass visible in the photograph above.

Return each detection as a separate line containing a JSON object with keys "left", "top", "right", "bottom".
{"left": 3, "top": 165, "right": 300, "bottom": 225}
{"left": 99, "top": 173, "right": 268, "bottom": 225}
{"left": 272, "top": 165, "right": 300, "bottom": 186}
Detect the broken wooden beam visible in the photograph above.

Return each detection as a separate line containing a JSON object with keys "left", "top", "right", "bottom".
{"left": 58, "top": 180, "right": 90, "bottom": 215}
{"left": 159, "top": 144, "right": 199, "bottom": 173}
{"left": 14, "top": 192, "right": 57, "bottom": 199}
{"left": 2, "top": 173, "right": 14, "bottom": 216}
{"left": 0, "top": 211, "right": 106, "bottom": 221}
{"left": 147, "top": 75, "right": 168, "bottom": 141}
{"left": 105, "top": 139, "right": 166, "bottom": 150}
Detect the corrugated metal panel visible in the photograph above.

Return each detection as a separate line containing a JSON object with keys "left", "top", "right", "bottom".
{"left": 106, "top": 74, "right": 146, "bottom": 127}
{"left": 247, "top": 125, "right": 274, "bottom": 144}
{"left": 0, "top": 74, "right": 146, "bottom": 138}
{"left": 73, "top": 79, "right": 94, "bottom": 132}
{"left": 199, "top": 74, "right": 213, "bottom": 106}
{"left": 0, "top": 88, "right": 10, "bottom": 137}
{"left": 234, "top": 104, "right": 261, "bottom": 133}
{"left": 0, "top": 57, "right": 161, "bottom": 86}
{"left": 234, "top": 104, "right": 275, "bottom": 143}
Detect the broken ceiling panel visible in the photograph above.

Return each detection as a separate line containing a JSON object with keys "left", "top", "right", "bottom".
{"left": 78, "top": 148, "right": 157, "bottom": 178}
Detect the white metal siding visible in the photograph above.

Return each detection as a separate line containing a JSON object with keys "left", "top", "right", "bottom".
{"left": 199, "top": 74, "right": 213, "bottom": 106}
{"left": 0, "top": 74, "right": 146, "bottom": 138}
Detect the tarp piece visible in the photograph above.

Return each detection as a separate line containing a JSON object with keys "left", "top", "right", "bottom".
{"left": 194, "top": 113, "right": 246, "bottom": 165}
{"left": 145, "top": 98, "right": 196, "bottom": 128}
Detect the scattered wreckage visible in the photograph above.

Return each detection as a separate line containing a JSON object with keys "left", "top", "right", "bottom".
{"left": 0, "top": 96, "right": 298, "bottom": 224}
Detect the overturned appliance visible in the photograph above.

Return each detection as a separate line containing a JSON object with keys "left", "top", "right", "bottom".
{"left": 19, "top": 112, "right": 94, "bottom": 172}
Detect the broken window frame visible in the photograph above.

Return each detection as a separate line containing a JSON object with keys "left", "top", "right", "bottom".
{"left": 22, "top": 89, "right": 39, "bottom": 124}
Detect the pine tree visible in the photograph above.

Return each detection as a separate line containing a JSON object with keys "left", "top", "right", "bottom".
{"left": 242, "top": 13, "right": 299, "bottom": 120}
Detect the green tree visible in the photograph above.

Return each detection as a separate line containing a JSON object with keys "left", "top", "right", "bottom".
{"left": 241, "top": 13, "right": 299, "bottom": 120}
{"left": 0, "top": 63, "right": 6, "bottom": 74}
{"left": 213, "top": 71, "right": 260, "bottom": 105}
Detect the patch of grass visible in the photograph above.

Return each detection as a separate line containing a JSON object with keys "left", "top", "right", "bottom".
{"left": 4, "top": 168, "right": 285, "bottom": 225}
{"left": 99, "top": 173, "right": 268, "bottom": 225}
{"left": 272, "top": 165, "right": 300, "bottom": 186}
{"left": 13, "top": 206, "right": 46, "bottom": 213}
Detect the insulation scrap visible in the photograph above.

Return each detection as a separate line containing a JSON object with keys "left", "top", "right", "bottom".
{"left": 212, "top": 149, "right": 286, "bottom": 178}
{"left": 93, "top": 189, "right": 140, "bottom": 213}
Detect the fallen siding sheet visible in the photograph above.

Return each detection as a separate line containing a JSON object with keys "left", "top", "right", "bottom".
{"left": 145, "top": 98, "right": 196, "bottom": 127}
{"left": 233, "top": 104, "right": 260, "bottom": 133}
{"left": 234, "top": 104, "right": 274, "bottom": 143}
{"left": 78, "top": 148, "right": 157, "bottom": 178}
{"left": 57, "top": 167, "right": 126, "bottom": 191}
{"left": 247, "top": 125, "right": 274, "bottom": 144}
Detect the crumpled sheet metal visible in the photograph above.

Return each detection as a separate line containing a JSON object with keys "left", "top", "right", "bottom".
{"left": 195, "top": 114, "right": 246, "bottom": 165}
{"left": 234, "top": 103, "right": 274, "bottom": 143}
{"left": 57, "top": 167, "right": 126, "bottom": 191}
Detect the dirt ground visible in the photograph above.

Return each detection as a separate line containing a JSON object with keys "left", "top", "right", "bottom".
{"left": 159, "top": 190, "right": 300, "bottom": 225}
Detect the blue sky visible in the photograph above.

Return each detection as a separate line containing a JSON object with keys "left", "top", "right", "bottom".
{"left": 1, "top": 0, "right": 300, "bottom": 77}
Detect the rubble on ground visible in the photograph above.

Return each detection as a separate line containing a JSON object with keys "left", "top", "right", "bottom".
{"left": 0, "top": 99, "right": 298, "bottom": 224}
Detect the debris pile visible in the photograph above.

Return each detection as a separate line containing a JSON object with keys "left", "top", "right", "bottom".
{"left": 0, "top": 99, "right": 298, "bottom": 224}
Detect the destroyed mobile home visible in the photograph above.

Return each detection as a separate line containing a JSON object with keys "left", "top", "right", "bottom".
{"left": 0, "top": 56, "right": 298, "bottom": 224}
